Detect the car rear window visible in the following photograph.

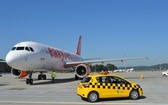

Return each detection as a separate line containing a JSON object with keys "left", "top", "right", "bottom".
{"left": 81, "top": 77, "right": 91, "bottom": 83}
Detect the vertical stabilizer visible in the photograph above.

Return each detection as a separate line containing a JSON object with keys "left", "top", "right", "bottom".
{"left": 76, "top": 36, "right": 82, "bottom": 56}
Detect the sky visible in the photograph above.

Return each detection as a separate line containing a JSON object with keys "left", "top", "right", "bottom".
{"left": 0, "top": 0, "right": 168, "bottom": 67}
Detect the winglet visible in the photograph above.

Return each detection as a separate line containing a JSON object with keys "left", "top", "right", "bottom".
{"left": 76, "top": 36, "right": 82, "bottom": 56}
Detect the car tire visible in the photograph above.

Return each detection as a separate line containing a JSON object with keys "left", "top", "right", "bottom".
{"left": 129, "top": 90, "right": 139, "bottom": 100}
{"left": 87, "top": 91, "right": 99, "bottom": 102}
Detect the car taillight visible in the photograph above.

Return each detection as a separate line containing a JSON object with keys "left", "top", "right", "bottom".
{"left": 82, "top": 84, "right": 90, "bottom": 88}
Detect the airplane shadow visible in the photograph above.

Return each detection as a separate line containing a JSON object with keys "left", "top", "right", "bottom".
{"left": 32, "top": 77, "right": 77, "bottom": 85}
{"left": 0, "top": 84, "right": 9, "bottom": 86}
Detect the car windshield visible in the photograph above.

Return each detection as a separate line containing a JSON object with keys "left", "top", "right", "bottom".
{"left": 81, "top": 77, "right": 91, "bottom": 83}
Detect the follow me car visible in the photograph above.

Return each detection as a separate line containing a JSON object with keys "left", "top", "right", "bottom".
{"left": 76, "top": 73, "right": 143, "bottom": 102}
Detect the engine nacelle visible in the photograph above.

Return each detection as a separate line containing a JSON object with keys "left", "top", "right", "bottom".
{"left": 75, "top": 64, "right": 90, "bottom": 79}
{"left": 11, "top": 68, "right": 28, "bottom": 78}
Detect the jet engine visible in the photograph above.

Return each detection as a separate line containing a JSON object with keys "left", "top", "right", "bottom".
{"left": 75, "top": 64, "right": 90, "bottom": 80}
{"left": 11, "top": 68, "right": 28, "bottom": 78}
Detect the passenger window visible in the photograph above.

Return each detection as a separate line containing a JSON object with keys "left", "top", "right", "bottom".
{"left": 112, "top": 76, "right": 129, "bottom": 84}
{"left": 29, "top": 47, "right": 34, "bottom": 52}
{"left": 11, "top": 47, "right": 16, "bottom": 50}
{"left": 16, "top": 47, "right": 24, "bottom": 50}
{"left": 97, "top": 76, "right": 110, "bottom": 83}
{"left": 105, "top": 76, "right": 112, "bottom": 83}
{"left": 25, "top": 47, "right": 30, "bottom": 51}
{"left": 96, "top": 77, "right": 102, "bottom": 82}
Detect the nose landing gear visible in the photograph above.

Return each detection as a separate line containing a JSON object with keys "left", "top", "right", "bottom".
{"left": 26, "top": 71, "right": 33, "bottom": 85}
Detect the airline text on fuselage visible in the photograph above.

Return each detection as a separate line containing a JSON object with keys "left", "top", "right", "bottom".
{"left": 48, "top": 47, "right": 80, "bottom": 61}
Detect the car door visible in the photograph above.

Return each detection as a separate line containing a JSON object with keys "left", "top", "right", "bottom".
{"left": 111, "top": 76, "right": 131, "bottom": 97}
{"left": 96, "top": 76, "right": 114, "bottom": 98}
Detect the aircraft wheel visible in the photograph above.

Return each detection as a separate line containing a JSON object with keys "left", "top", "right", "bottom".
{"left": 26, "top": 79, "right": 29, "bottom": 84}
{"left": 29, "top": 79, "right": 33, "bottom": 85}
{"left": 42, "top": 74, "right": 47, "bottom": 80}
{"left": 38, "top": 74, "right": 42, "bottom": 80}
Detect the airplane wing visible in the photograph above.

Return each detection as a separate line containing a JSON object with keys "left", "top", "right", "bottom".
{"left": 64, "top": 57, "right": 148, "bottom": 67}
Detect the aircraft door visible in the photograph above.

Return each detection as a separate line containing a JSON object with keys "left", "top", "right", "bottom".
{"left": 39, "top": 48, "right": 47, "bottom": 69}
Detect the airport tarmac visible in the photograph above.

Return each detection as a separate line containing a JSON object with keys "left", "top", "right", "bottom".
{"left": 0, "top": 71, "right": 168, "bottom": 105}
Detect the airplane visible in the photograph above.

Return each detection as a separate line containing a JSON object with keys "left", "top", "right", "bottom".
{"left": 2, "top": 36, "right": 146, "bottom": 85}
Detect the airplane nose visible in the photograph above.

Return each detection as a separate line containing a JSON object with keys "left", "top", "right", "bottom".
{"left": 6, "top": 51, "right": 23, "bottom": 69}
{"left": 6, "top": 52, "right": 16, "bottom": 67}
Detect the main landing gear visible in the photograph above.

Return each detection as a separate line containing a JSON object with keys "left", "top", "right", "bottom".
{"left": 38, "top": 72, "right": 47, "bottom": 80}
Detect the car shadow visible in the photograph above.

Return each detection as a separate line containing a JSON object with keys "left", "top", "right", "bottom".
{"left": 100, "top": 96, "right": 146, "bottom": 102}
{"left": 82, "top": 96, "right": 146, "bottom": 102}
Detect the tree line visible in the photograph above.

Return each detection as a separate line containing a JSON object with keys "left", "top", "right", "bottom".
{"left": 0, "top": 61, "right": 11, "bottom": 73}
{"left": 90, "top": 64, "right": 118, "bottom": 72}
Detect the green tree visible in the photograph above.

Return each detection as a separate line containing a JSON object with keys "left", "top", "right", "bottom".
{"left": 0, "top": 59, "right": 11, "bottom": 73}
{"left": 106, "top": 63, "right": 118, "bottom": 71}
{"left": 90, "top": 63, "right": 118, "bottom": 72}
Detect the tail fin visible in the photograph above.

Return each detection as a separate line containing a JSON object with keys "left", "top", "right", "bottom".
{"left": 76, "top": 36, "right": 82, "bottom": 56}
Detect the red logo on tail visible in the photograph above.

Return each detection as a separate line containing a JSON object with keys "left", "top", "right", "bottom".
{"left": 76, "top": 36, "right": 82, "bottom": 56}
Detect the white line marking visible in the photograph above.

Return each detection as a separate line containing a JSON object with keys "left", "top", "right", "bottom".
{"left": 0, "top": 101, "right": 166, "bottom": 105}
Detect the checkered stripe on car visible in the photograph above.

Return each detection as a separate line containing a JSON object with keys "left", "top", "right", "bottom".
{"left": 88, "top": 83, "right": 140, "bottom": 90}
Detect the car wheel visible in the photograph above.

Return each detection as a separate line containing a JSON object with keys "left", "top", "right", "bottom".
{"left": 130, "top": 90, "right": 139, "bottom": 100}
{"left": 88, "top": 91, "right": 99, "bottom": 102}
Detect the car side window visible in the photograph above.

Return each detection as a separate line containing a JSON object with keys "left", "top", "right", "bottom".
{"left": 112, "top": 76, "right": 129, "bottom": 84}
{"left": 96, "top": 76, "right": 111, "bottom": 83}
{"left": 97, "top": 76, "right": 130, "bottom": 84}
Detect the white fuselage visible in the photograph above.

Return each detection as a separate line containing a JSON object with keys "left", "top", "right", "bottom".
{"left": 6, "top": 41, "right": 82, "bottom": 72}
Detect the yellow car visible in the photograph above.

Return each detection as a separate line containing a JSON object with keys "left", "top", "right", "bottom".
{"left": 76, "top": 73, "right": 143, "bottom": 102}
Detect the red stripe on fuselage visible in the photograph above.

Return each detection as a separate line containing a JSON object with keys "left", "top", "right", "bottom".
{"left": 48, "top": 47, "right": 80, "bottom": 61}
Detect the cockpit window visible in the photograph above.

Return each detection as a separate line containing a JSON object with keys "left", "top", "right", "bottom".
{"left": 25, "top": 47, "right": 30, "bottom": 51}
{"left": 29, "top": 47, "right": 34, "bottom": 52}
{"left": 11, "top": 46, "right": 34, "bottom": 52}
{"left": 11, "top": 47, "right": 16, "bottom": 50}
{"left": 16, "top": 47, "right": 24, "bottom": 50}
